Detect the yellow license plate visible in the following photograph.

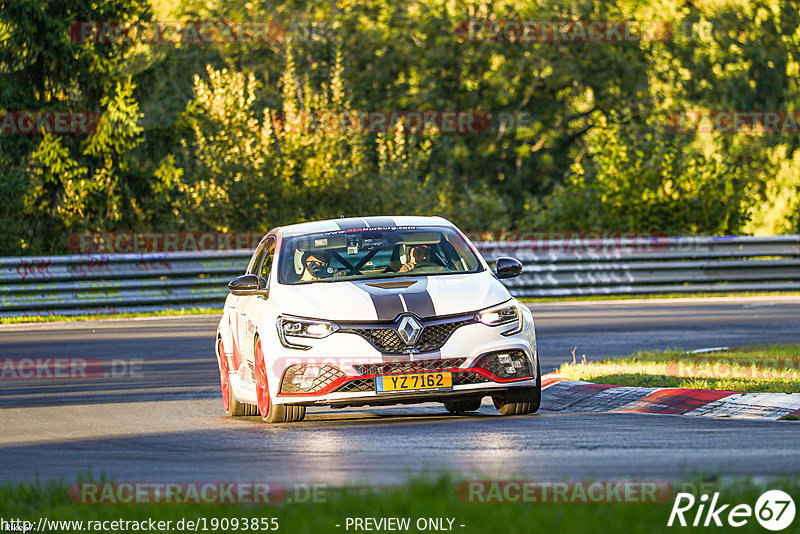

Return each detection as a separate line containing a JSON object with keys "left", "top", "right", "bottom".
{"left": 376, "top": 371, "right": 452, "bottom": 393}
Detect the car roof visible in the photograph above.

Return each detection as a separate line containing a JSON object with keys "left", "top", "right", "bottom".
{"left": 274, "top": 216, "right": 455, "bottom": 237}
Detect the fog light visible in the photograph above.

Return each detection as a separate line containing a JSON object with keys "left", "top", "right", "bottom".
{"left": 498, "top": 354, "right": 512, "bottom": 364}
{"left": 505, "top": 366, "right": 516, "bottom": 374}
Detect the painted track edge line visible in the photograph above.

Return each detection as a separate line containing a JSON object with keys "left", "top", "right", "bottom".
{"left": 540, "top": 373, "right": 800, "bottom": 421}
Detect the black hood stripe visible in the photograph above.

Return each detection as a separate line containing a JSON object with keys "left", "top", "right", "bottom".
{"left": 400, "top": 291, "right": 435, "bottom": 318}
{"left": 368, "top": 293, "right": 405, "bottom": 321}
{"left": 351, "top": 277, "right": 433, "bottom": 321}
{"left": 364, "top": 216, "right": 396, "bottom": 227}
{"left": 335, "top": 219, "right": 366, "bottom": 230}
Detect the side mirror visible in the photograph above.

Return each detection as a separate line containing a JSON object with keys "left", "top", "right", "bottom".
{"left": 228, "top": 274, "right": 267, "bottom": 296}
{"left": 494, "top": 257, "right": 523, "bottom": 279}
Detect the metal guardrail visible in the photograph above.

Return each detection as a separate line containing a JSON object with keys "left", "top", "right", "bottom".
{"left": 477, "top": 234, "right": 800, "bottom": 297}
{"left": 1, "top": 235, "right": 799, "bottom": 316}
{"left": 0, "top": 251, "right": 248, "bottom": 317}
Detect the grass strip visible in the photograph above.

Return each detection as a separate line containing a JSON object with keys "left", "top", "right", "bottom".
{"left": 1, "top": 477, "right": 799, "bottom": 534}
{"left": 522, "top": 291, "right": 800, "bottom": 303}
{"left": 0, "top": 308, "right": 221, "bottom": 325}
{"left": 557, "top": 344, "right": 800, "bottom": 393}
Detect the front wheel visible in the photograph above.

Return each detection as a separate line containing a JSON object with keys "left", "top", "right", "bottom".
{"left": 492, "top": 359, "right": 541, "bottom": 416}
{"left": 254, "top": 336, "right": 306, "bottom": 423}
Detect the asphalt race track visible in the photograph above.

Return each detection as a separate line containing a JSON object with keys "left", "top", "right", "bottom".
{"left": 1, "top": 296, "right": 799, "bottom": 485}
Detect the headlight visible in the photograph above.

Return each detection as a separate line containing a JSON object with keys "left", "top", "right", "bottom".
{"left": 277, "top": 315, "right": 339, "bottom": 349}
{"left": 476, "top": 302, "right": 522, "bottom": 336}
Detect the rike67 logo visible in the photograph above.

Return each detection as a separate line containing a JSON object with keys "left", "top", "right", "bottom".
{"left": 668, "top": 490, "right": 796, "bottom": 531}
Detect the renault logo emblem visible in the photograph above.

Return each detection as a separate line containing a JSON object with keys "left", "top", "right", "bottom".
{"left": 397, "top": 315, "right": 422, "bottom": 345}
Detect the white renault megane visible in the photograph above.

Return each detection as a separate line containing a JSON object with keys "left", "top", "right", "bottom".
{"left": 215, "top": 216, "right": 540, "bottom": 423}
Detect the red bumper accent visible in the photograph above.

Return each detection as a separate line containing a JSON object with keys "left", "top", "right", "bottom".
{"left": 277, "top": 367, "right": 534, "bottom": 397}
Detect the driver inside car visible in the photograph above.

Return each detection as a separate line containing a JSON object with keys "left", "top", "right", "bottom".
{"left": 300, "top": 251, "right": 334, "bottom": 281}
{"left": 399, "top": 245, "right": 433, "bottom": 272}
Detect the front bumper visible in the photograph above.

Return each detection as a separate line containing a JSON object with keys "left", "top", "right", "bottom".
{"left": 275, "top": 348, "right": 537, "bottom": 408}
{"left": 267, "top": 303, "right": 539, "bottom": 408}
{"left": 293, "top": 383, "right": 535, "bottom": 408}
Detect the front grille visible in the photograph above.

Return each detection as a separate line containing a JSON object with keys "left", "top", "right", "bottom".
{"left": 354, "top": 357, "right": 467, "bottom": 376}
{"left": 417, "top": 321, "right": 464, "bottom": 348}
{"left": 280, "top": 364, "right": 345, "bottom": 394}
{"left": 474, "top": 350, "right": 532, "bottom": 379}
{"left": 355, "top": 328, "right": 404, "bottom": 353}
{"left": 341, "top": 318, "right": 471, "bottom": 354}
{"left": 453, "top": 371, "right": 491, "bottom": 385}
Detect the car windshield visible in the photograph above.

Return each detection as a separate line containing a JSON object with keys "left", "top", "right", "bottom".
{"left": 278, "top": 226, "right": 483, "bottom": 285}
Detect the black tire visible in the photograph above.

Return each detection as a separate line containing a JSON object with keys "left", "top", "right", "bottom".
{"left": 492, "top": 359, "right": 541, "bottom": 416}
{"left": 264, "top": 403, "right": 307, "bottom": 423}
{"left": 444, "top": 398, "right": 483, "bottom": 414}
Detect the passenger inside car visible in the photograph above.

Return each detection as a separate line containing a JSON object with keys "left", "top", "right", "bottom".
{"left": 400, "top": 245, "right": 435, "bottom": 272}
{"left": 300, "top": 251, "right": 333, "bottom": 281}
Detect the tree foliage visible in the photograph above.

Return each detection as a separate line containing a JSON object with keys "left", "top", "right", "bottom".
{"left": 1, "top": 0, "right": 799, "bottom": 255}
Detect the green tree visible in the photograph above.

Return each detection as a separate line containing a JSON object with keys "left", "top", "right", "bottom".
{"left": 532, "top": 115, "right": 746, "bottom": 234}
{"left": 0, "top": 0, "right": 150, "bottom": 254}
